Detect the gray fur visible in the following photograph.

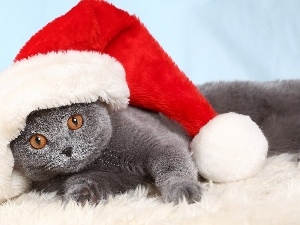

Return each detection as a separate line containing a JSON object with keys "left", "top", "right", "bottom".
{"left": 198, "top": 80, "right": 300, "bottom": 156}
{"left": 10, "top": 102, "right": 200, "bottom": 205}
{"left": 10, "top": 79, "right": 299, "bottom": 205}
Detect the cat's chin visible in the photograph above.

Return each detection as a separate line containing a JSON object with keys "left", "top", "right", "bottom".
{"left": 49, "top": 160, "right": 91, "bottom": 175}
{"left": 27, "top": 170, "right": 57, "bottom": 181}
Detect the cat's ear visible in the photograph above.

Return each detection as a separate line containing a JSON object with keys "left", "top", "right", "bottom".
{"left": 96, "top": 101, "right": 114, "bottom": 114}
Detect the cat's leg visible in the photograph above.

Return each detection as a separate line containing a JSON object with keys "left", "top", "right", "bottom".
{"left": 146, "top": 145, "right": 201, "bottom": 204}
{"left": 50, "top": 171, "right": 145, "bottom": 205}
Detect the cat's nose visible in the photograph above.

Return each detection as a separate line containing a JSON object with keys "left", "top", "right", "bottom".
{"left": 61, "top": 147, "right": 72, "bottom": 157}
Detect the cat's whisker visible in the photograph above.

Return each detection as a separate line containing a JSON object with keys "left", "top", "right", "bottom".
{"left": 45, "top": 162, "right": 56, "bottom": 171}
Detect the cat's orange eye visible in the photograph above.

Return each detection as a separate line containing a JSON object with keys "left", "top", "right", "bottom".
{"left": 67, "top": 114, "right": 83, "bottom": 130}
{"left": 30, "top": 134, "right": 47, "bottom": 150}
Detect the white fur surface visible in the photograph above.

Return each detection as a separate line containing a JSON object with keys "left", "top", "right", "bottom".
{"left": 0, "top": 50, "right": 129, "bottom": 201}
{"left": 0, "top": 154, "right": 299, "bottom": 225}
{"left": 192, "top": 112, "right": 268, "bottom": 182}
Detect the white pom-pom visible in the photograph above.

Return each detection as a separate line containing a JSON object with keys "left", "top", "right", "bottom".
{"left": 191, "top": 112, "right": 268, "bottom": 182}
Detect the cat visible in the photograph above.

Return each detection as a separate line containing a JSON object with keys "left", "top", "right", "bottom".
{"left": 10, "top": 79, "right": 299, "bottom": 205}
{"left": 198, "top": 79, "right": 300, "bottom": 156}
{"left": 10, "top": 102, "right": 201, "bottom": 205}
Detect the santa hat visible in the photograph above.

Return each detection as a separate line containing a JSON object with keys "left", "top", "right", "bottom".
{"left": 0, "top": 0, "right": 268, "bottom": 202}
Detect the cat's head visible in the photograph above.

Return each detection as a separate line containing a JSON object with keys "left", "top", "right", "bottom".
{"left": 10, "top": 101, "right": 112, "bottom": 181}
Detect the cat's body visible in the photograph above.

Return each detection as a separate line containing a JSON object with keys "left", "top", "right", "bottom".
{"left": 11, "top": 103, "right": 200, "bottom": 205}
{"left": 199, "top": 80, "right": 300, "bottom": 156}
{"left": 10, "top": 79, "right": 300, "bottom": 205}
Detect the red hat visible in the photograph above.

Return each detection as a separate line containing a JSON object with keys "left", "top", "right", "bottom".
{"left": 0, "top": 0, "right": 268, "bottom": 202}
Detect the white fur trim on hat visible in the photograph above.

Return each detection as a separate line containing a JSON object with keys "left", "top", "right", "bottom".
{"left": 191, "top": 112, "right": 268, "bottom": 182}
{"left": 0, "top": 50, "right": 129, "bottom": 201}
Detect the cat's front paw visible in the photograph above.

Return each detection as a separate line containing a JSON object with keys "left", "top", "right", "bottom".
{"left": 160, "top": 177, "right": 202, "bottom": 204}
{"left": 63, "top": 176, "right": 110, "bottom": 205}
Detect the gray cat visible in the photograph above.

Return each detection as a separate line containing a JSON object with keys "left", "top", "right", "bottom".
{"left": 10, "top": 102, "right": 201, "bottom": 205}
{"left": 199, "top": 79, "right": 300, "bottom": 156}
{"left": 10, "top": 79, "right": 299, "bottom": 205}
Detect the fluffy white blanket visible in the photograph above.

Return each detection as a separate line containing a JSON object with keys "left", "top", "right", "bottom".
{"left": 1, "top": 153, "right": 299, "bottom": 225}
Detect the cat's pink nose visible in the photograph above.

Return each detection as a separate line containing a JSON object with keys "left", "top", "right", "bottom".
{"left": 61, "top": 147, "right": 72, "bottom": 157}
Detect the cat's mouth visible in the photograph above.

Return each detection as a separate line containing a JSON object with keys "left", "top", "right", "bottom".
{"left": 29, "top": 149, "right": 100, "bottom": 179}
{"left": 44, "top": 156, "right": 92, "bottom": 174}
{"left": 44, "top": 161, "right": 77, "bottom": 173}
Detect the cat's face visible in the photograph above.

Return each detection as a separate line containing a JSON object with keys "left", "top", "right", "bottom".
{"left": 10, "top": 102, "right": 112, "bottom": 181}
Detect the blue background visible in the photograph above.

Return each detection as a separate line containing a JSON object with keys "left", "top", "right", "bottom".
{"left": 0, "top": 0, "right": 299, "bottom": 84}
